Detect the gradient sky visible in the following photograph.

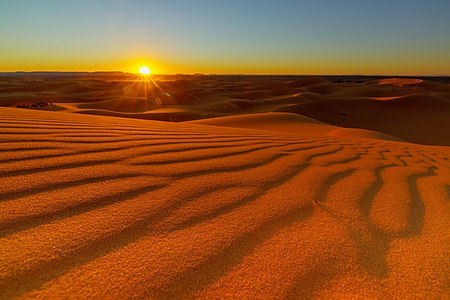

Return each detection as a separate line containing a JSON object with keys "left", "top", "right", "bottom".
{"left": 1, "top": 0, "right": 450, "bottom": 75}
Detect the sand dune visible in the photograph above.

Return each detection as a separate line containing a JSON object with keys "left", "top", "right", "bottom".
{"left": 1, "top": 74, "right": 449, "bottom": 146}
{"left": 188, "top": 112, "right": 405, "bottom": 142}
{"left": 378, "top": 78, "right": 424, "bottom": 86}
{"left": 278, "top": 93, "right": 450, "bottom": 145}
{"left": 0, "top": 74, "right": 449, "bottom": 298}
{"left": 0, "top": 106, "right": 449, "bottom": 299}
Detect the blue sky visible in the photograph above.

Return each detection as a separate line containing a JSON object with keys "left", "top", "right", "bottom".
{"left": 1, "top": 0, "right": 449, "bottom": 74}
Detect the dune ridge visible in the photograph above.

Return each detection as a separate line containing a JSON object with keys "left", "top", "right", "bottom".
{"left": 188, "top": 112, "right": 405, "bottom": 142}
{"left": 0, "top": 107, "right": 449, "bottom": 299}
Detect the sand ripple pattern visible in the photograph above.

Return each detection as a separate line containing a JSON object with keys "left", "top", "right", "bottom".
{"left": 0, "top": 108, "right": 449, "bottom": 299}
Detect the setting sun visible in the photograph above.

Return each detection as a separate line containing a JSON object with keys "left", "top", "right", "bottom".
{"left": 139, "top": 66, "right": 151, "bottom": 75}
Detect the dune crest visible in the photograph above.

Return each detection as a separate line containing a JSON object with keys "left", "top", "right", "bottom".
{"left": 0, "top": 107, "right": 449, "bottom": 299}
{"left": 189, "top": 112, "right": 405, "bottom": 142}
{"left": 378, "top": 78, "right": 424, "bottom": 86}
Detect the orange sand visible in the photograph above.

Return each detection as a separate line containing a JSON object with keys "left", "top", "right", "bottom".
{"left": 0, "top": 75, "right": 449, "bottom": 299}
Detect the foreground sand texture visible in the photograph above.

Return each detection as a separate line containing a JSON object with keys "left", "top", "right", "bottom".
{"left": 0, "top": 105, "right": 449, "bottom": 299}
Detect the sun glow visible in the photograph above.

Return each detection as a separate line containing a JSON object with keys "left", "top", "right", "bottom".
{"left": 139, "top": 66, "right": 151, "bottom": 75}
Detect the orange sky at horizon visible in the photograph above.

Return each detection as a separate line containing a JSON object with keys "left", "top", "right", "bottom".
{"left": 3, "top": 55, "right": 449, "bottom": 76}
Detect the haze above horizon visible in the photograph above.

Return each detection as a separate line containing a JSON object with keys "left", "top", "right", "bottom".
{"left": 1, "top": 0, "right": 449, "bottom": 75}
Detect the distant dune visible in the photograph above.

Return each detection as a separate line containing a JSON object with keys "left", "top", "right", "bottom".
{"left": 0, "top": 75, "right": 449, "bottom": 298}
{"left": 1, "top": 74, "right": 449, "bottom": 145}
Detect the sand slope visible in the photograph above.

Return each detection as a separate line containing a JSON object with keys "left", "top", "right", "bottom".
{"left": 188, "top": 112, "right": 405, "bottom": 142}
{"left": 0, "top": 107, "right": 449, "bottom": 299}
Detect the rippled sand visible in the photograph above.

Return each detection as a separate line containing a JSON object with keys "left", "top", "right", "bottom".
{"left": 0, "top": 104, "right": 449, "bottom": 298}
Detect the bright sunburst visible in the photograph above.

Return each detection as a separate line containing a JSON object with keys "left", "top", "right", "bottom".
{"left": 139, "top": 66, "right": 151, "bottom": 75}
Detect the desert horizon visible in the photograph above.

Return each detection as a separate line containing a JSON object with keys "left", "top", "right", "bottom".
{"left": 1, "top": 0, "right": 450, "bottom": 299}
{"left": 3, "top": 71, "right": 450, "bottom": 77}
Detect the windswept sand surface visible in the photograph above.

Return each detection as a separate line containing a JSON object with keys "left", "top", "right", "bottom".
{"left": 1, "top": 106, "right": 449, "bottom": 299}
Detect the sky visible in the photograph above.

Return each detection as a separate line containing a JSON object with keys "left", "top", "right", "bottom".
{"left": 1, "top": 0, "right": 450, "bottom": 75}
